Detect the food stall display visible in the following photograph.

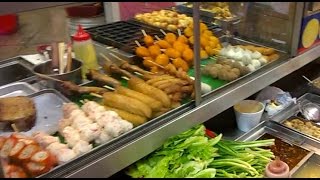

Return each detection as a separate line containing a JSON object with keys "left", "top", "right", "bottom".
{"left": 0, "top": 2, "right": 319, "bottom": 178}
{"left": 184, "top": 2, "right": 235, "bottom": 20}
{"left": 134, "top": 10, "right": 193, "bottom": 31}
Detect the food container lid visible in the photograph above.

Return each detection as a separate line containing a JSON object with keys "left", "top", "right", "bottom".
{"left": 72, "top": 24, "right": 91, "bottom": 41}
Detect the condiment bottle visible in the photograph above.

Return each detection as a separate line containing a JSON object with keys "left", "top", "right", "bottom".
{"left": 72, "top": 24, "right": 99, "bottom": 79}
{"left": 265, "top": 158, "right": 290, "bottom": 178}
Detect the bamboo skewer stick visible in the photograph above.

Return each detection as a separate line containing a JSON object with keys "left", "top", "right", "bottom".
{"left": 109, "top": 53, "right": 124, "bottom": 62}
{"left": 103, "top": 85, "right": 115, "bottom": 91}
{"left": 51, "top": 42, "right": 59, "bottom": 69}
{"left": 302, "top": 75, "right": 313, "bottom": 84}
{"left": 154, "top": 35, "right": 161, "bottom": 41}
{"left": 177, "top": 29, "right": 182, "bottom": 36}
{"left": 141, "top": 29, "right": 147, "bottom": 37}
{"left": 135, "top": 40, "right": 141, "bottom": 47}
{"left": 100, "top": 53, "right": 112, "bottom": 63}
{"left": 121, "top": 76, "right": 130, "bottom": 81}
{"left": 66, "top": 44, "right": 73, "bottom": 73}
{"left": 58, "top": 42, "right": 65, "bottom": 74}
{"left": 160, "top": 29, "right": 167, "bottom": 35}
{"left": 143, "top": 59, "right": 165, "bottom": 69}
{"left": 90, "top": 93, "right": 103, "bottom": 98}
{"left": 34, "top": 72, "right": 64, "bottom": 83}
{"left": 11, "top": 124, "right": 19, "bottom": 132}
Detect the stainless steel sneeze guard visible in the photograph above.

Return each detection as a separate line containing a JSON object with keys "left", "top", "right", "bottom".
{"left": 39, "top": 42, "right": 320, "bottom": 177}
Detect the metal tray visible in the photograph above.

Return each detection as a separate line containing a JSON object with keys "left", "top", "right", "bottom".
{"left": 0, "top": 89, "right": 70, "bottom": 137}
{"left": 0, "top": 56, "right": 37, "bottom": 86}
{"left": 133, "top": 8, "right": 222, "bottom": 34}
{"left": 85, "top": 20, "right": 171, "bottom": 54}
{"left": 268, "top": 93, "right": 320, "bottom": 144}
{"left": 270, "top": 93, "right": 320, "bottom": 124}
{"left": 201, "top": 36, "right": 289, "bottom": 99}
{"left": 0, "top": 82, "right": 38, "bottom": 97}
{"left": 292, "top": 153, "right": 320, "bottom": 178}
{"left": 174, "top": 4, "right": 240, "bottom": 23}
{"left": 309, "top": 76, "right": 320, "bottom": 95}
{"left": 236, "top": 120, "right": 320, "bottom": 174}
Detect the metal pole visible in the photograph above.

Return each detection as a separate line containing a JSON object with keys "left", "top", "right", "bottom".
{"left": 290, "top": 2, "right": 304, "bottom": 57}
{"left": 193, "top": 2, "right": 201, "bottom": 106}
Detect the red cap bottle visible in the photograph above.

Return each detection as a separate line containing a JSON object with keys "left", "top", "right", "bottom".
{"left": 72, "top": 25, "right": 91, "bottom": 41}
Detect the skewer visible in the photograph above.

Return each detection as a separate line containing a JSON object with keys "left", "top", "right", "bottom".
{"left": 58, "top": 42, "right": 65, "bottom": 74}
{"left": 154, "top": 35, "right": 161, "bottom": 41}
{"left": 160, "top": 29, "right": 167, "bottom": 35}
{"left": 141, "top": 29, "right": 147, "bottom": 37}
{"left": 90, "top": 93, "right": 103, "bottom": 98}
{"left": 34, "top": 72, "right": 64, "bottom": 83}
{"left": 302, "top": 75, "right": 313, "bottom": 84}
{"left": 109, "top": 53, "right": 124, "bottom": 62}
{"left": 135, "top": 40, "right": 141, "bottom": 47}
{"left": 11, "top": 124, "right": 19, "bottom": 132}
{"left": 103, "top": 85, "right": 115, "bottom": 91}
{"left": 100, "top": 53, "right": 112, "bottom": 63}
{"left": 143, "top": 59, "right": 165, "bottom": 69}
{"left": 121, "top": 76, "right": 130, "bottom": 81}
{"left": 177, "top": 29, "right": 182, "bottom": 36}
{"left": 109, "top": 53, "right": 146, "bottom": 76}
{"left": 66, "top": 43, "right": 73, "bottom": 73}
{"left": 51, "top": 42, "right": 59, "bottom": 69}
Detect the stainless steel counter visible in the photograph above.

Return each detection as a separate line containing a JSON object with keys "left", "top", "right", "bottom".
{"left": 39, "top": 44, "right": 320, "bottom": 178}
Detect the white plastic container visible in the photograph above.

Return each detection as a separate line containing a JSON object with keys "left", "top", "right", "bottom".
{"left": 234, "top": 100, "right": 265, "bottom": 132}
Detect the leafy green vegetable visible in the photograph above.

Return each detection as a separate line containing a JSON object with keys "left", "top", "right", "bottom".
{"left": 126, "top": 125, "right": 275, "bottom": 178}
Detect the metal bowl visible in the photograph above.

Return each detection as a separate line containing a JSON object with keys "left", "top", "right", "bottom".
{"left": 32, "top": 59, "right": 82, "bottom": 90}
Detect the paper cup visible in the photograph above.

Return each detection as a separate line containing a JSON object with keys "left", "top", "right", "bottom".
{"left": 234, "top": 100, "right": 265, "bottom": 132}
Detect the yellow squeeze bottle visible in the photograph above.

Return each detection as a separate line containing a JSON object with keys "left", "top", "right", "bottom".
{"left": 72, "top": 25, "right": 99, "bottom": 79}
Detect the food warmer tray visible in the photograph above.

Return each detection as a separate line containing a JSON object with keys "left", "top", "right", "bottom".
{"left": 85, "top": 20, "right": 172, "bottom": 54}
{"left": 173, "top": 4, "right": 240, "bottom": 23}
{"left": 0, "top": 89, "right": 70, "bottom": 137}
{"left": 309, "top": 76, "right": 320, "bottom": 95}
{"left": 0, "top": 56, "right": 37, "bottom": 87}
{"left": 0, "top": 82, "right": 38, "bottom": 98}
{"left": 236, "top": 120, "right": 320, "bottom": 175}
{"left": 132, "top": 9, "right": 222, "bottom": 35}
{"left": 200, "top": 35, "right": 289, "bottom": 100}
{"left": 268, "top": 93, "right": 320, "bottom": 142}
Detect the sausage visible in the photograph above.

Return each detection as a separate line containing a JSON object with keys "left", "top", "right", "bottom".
{"left": 61, "top": 81, "right": 108, "bottom": 95}
{"left": 87, "top": 69, "right": 121, "bottom": 87}
{"left": 120, "top": 62, "right": 152, "bottom": 75}
{"left": 18, "top": 144, "right": 40, "bottom": 162}
{"left": 103, "top": 92, "right": 152, "bottom": 118}
{"left": 3, "top": 164, "right": 28, "bottom": 178}
{"left": 31, "top": 150, "right": 57, "bottom": 167}
{"left": 115, "top": 86, "right": 163, "bottom": 111}
{"left": 104, "top": 106, "right": 147, "bottom": 126}
{"left": 145, "top": 75, "right": 175, "bottom": 84}
{"left": 1, "top": 137, "right": 17, "bottom": 158}
{"left": 10, "top": 133, "right": 37, "bottom": 145}
{"left": 9, "top": 141, "right": 26, "bottom": 161}
{"left": 266, "top": 53, "right": 280, "bottom": 62}
{"left": 163, "top": 84, "right": 182, "bottom": 94}
{"left": 128, "top": 77, "right": 171, "bottom": 108}
{"left": 25, "top": 161, "right": 51, "bottom": 177}
{"left": 151, "top": 79, "right": 188, "bottom": 88}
